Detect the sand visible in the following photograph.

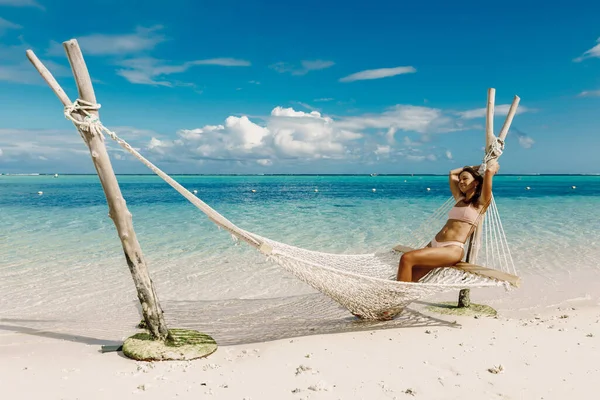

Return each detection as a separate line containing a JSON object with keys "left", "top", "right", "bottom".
{"left": 1, "top": 303, "right": 599, "bottom": 400}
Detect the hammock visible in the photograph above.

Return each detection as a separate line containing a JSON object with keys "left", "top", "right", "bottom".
{"left": 64, "top": 99, "right": 521, "bottom": 320}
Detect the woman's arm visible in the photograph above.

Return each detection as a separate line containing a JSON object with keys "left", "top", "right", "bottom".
{"left": 479, "top": 160, "right": 500, "bottom": 206}
{"left": 448, "top": 166, "right": 464, "bottom": 200}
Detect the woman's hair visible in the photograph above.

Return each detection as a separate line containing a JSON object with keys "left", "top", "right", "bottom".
{"left": 460, "top": 166, "right": 484, "bottom": 204}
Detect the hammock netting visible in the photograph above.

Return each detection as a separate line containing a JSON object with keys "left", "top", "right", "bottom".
{"left": 65, "top": 99, "right": 520, "bottom": 320}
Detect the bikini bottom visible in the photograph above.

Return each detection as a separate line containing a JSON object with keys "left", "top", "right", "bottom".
{"left": 430, "top": 238, "right": 465, "bottom": 249}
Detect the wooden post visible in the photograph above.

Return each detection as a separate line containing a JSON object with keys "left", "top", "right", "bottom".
{"left": 27, "top": 42, "right": 170, "bottom": 341}
{"left": 485, "top": 88, "right": 496, "bottom": 152}
{"left": 461, "top": 87, "right": 494, "bottom": 308}
{"left": 498, "top": 95, "right": 520, "bottom": 142}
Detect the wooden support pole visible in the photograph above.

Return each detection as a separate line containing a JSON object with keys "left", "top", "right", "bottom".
{"left": 27, "top": 42, "right": 170, "bottom": 341}
{"left": 498, "top": 95, "right": 520, "bottom": 142}
{"left": 63, "top": 40, "right": 170, "bottom": 341}
{"left": 485, "top": 88, "right": 496, "bottom": 151}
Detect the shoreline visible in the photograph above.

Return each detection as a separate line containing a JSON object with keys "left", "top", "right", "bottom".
{"left": 2, "top": 302, "right": 598, "bottom": 400}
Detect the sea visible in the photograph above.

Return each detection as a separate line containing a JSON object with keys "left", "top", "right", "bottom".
{"left": 1, "top": 174, "right": 599, "bottom": 345}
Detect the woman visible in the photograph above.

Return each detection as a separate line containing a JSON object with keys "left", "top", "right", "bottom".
{"left": 397, "top": 160, "right": 500, "bottom": 282}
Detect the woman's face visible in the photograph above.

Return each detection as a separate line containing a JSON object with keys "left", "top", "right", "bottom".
{"left": 458, "top": 171, "right": 478, "bottom": 193}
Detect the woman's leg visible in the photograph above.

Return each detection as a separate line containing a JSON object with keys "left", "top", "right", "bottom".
{"left": 397, "top": 246, "right": 464, "bottom": 282}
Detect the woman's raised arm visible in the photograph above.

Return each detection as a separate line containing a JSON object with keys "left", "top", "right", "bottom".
{"left": 480, "top": 160, "right": 500, "bottom": 206}
{"left": 448, "top": 166, "right": 464, "bottom": 200}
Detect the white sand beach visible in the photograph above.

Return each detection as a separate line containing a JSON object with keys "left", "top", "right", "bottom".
{"left": 2, "top": 302, "right": 598, "bottom": 400}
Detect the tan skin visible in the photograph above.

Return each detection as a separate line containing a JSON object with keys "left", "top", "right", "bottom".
{"left": 396, "top": 160, "right": 500, "bottom": 282}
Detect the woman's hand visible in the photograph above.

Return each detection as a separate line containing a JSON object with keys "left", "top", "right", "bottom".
{"left": 486, "top": 159, "right": 500, "bottom": 175}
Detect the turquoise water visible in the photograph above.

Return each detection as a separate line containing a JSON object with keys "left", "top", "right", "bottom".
{"left": 1, "top": 174, "right": 599, "bottom": 344}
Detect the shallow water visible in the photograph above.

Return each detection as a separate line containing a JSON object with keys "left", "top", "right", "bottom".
{"left": 1, "top": 174, "right": 599, "bottom": 344}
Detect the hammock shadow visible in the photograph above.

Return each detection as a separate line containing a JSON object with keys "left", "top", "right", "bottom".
{"left": 0, "top": 321, "right": 121, "bottom": 347}
{"left": 160, "top": 293, "right": 460, "bottom": 346}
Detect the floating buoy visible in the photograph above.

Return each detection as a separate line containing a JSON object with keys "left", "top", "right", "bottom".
{"left": 525, "top": 187, "right": 531, "bottom": 190}
{"left": 571, "top": 186, "right": 576, "bottom": 189}
{"left": 372, "top": 188, "right": 376, "bottom": 192}
{"left": 314, "top": 189, "right": 318, "bottom": 192}
{"left": 37, "top": 191, "right": 43, "bottom": 195}
{"left": 426, "top": 188, "right": 431, "bottom": 191}
{"left": 251, "top": 189, "right": 256, "bottom": 193}
{"left": 193, "top": 189, "right": 198, "bottom": 194}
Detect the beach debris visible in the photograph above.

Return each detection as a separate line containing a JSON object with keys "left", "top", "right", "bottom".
{"left": 586, "top": 333, "right": 594, "bottom": 337}
{"left": 136, "top": 362, "right": 153, "bottom": 373}
{"left": 308, "top": 381, "right": 331, "bottom": 391}
{"left": 488, "top": 365, "right": 504, "bottom": 374}
{"left": 291, "top": 388, "right": 301, "bottom": 393}
{"left": 137, "top": 384, "right": 146, "bottom": 391}
{"left": 202, "top": 363, "right": 220, "bottom": 371}
{"left": 405, "top": 388, "right": 416, "bottom": 396}
{"left": 305, "top": 353, "right": 312, "bottom": 358}
{"left": 425, "top": 330, "right": 432, "bottom": 334}
{"left": 295, "top": 365, "right": 312, "bottom": 375}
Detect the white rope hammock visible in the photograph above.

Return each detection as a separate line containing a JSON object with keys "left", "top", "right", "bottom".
{"left": 65, "top": 99, "right": 520, "bottom": 320}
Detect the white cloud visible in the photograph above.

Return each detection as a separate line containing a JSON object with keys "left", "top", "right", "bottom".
{"left": 0, "top": 17, "right": 21, "bottom": 35}
{"left": 403, "top": 136, "right": 423, "bottom": 147}
{"left": 270, "top": 60, "right": 335, "bottom": 76}
{"left": 145, "top": 107, "right": 365, "bottom": 165}
{"left": 406, "top": 154, "right": 437, "bottom": 162}
{"left": 0, "top": 58, "right": 70, "bottom": 84}
{"left": 339, "top": 66, "right": 416, "bottom": 82}
{"left": 48, "top": 25, "right": 167, "bottom": 57}
{"left": 0, "top": 128, "right": 88, "bottom": 161}
{"left": 457, "top": 104, "right": 530, "bottom": 119}
{"left": 337, "top": 105, "right": 460, "bottom": 135}
{"left": 574, "top": 38, "right": 600, "bottom": 62}
{"left": 374, "top": 145, "right": 391, "bottom": 155}
{"left": 0, "top": 147, "right": 3, "bottom": 156}
{"left": 445, "top": 150, "right": 453, "bottom": 160}
{"left": 0, "top": 126, "right": 171, "bottom": 173}
{"left": 518, "top": 136, "right": 534, "bottom": 148}
{"left": 578, "top": 90, "right": 600, "bottom": 97}
{"left": 511, "top": 127, "right": 535, "bottom": 149}
{"left": 115, "top": 56, "right": 250, "bottom": 87}
{"left": 314, "top": 98, "right": 334, "bottom": 102}
{"left": 0, "top": 0, "right": 44, "bottom": 9}
{"left": 143, "top": 103, "right": 475, "bottom": 169}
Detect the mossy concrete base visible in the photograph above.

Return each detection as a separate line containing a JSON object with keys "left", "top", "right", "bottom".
{"left": 122, "top": 329, "right": 218, "bottom": 361}
{"left": 426, "top": 301, "right": 497, "bottom": 317}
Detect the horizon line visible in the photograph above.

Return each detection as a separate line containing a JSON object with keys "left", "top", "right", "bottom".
{"left": 2, "top": 173, "right": 600, "bottom": 177}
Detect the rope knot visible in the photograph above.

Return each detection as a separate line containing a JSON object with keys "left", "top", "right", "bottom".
{"left": 479, "top": 137, "right": 505, "bottom": 174}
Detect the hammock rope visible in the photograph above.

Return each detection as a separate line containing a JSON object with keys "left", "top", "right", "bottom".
{"left": 64, "top": 99, "right": 519, "bottom": 320}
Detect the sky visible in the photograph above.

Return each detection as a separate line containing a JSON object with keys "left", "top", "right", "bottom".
{"left": 1, "top": 0, "right": 599, "bottom": 175}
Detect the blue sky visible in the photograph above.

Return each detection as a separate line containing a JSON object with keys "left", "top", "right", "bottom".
{"left": 1, "top": 0, "right": 599, "bottom": 174}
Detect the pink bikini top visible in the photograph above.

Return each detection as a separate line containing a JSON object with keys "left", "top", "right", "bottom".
{"left": 447, "top": 197, "right": 480, "bottom": 225}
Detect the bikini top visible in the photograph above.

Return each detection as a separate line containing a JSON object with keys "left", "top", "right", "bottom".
{"left": 447, "top": 197, "right": 480, "bottom": 225}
